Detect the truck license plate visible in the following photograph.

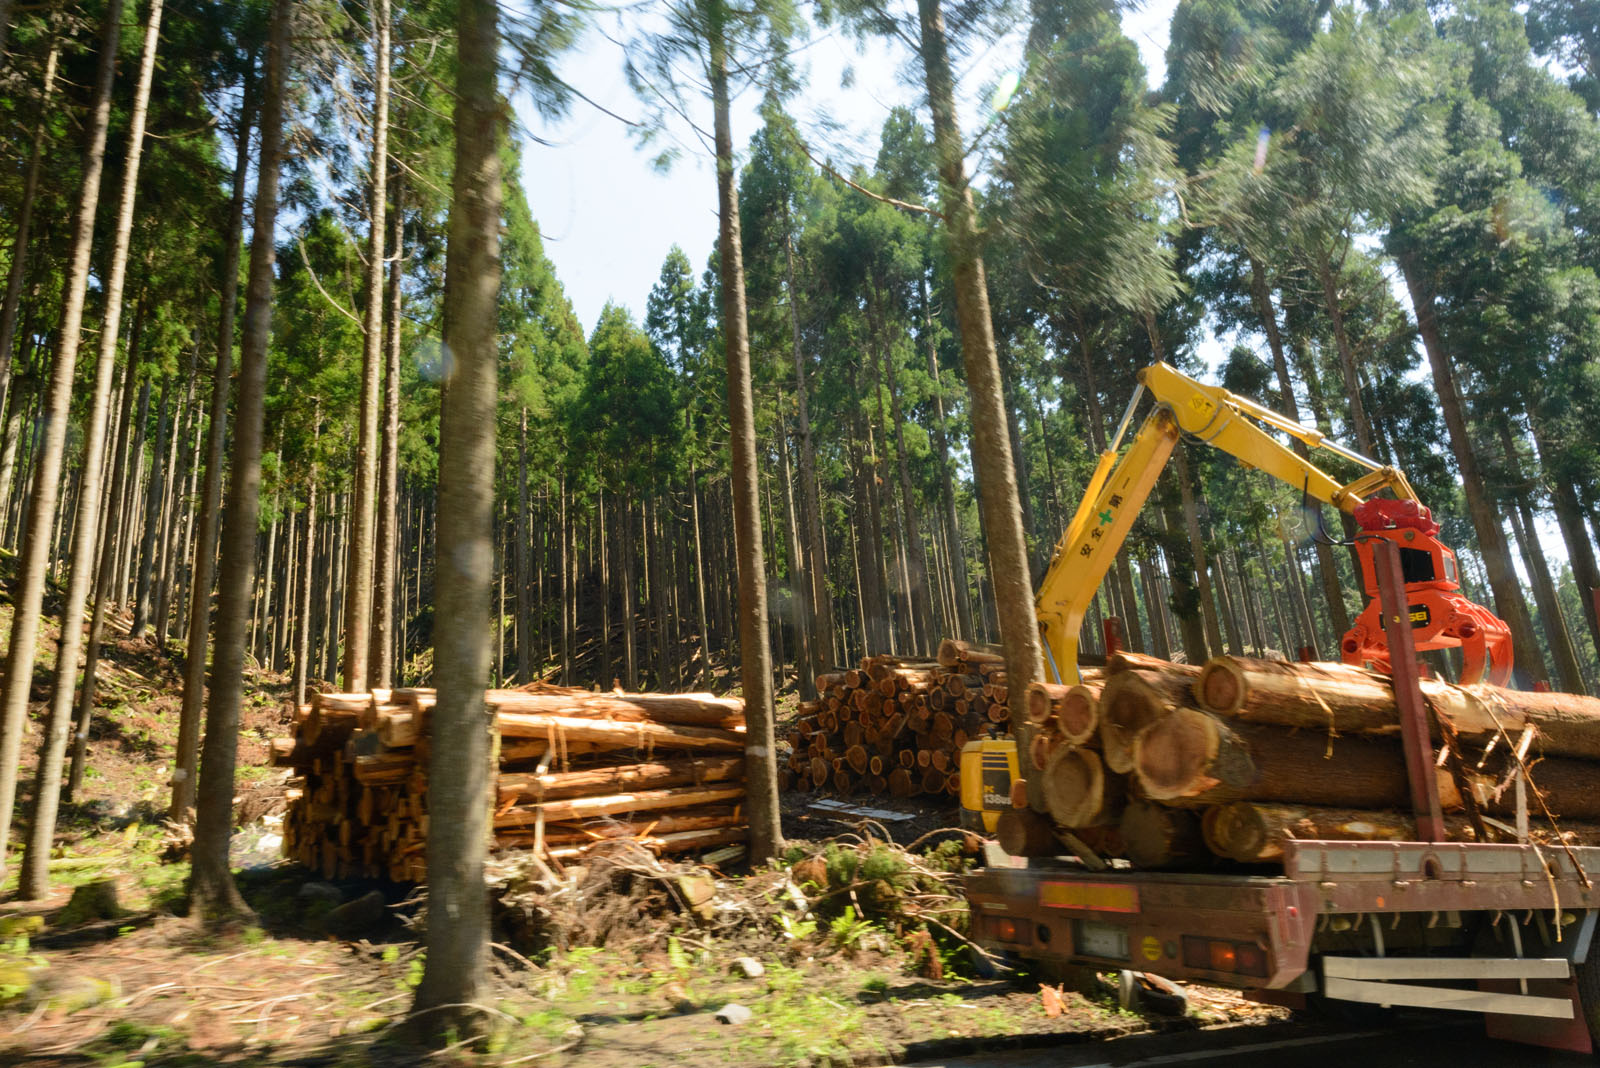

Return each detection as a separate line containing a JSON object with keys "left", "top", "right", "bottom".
{"left": 1039, "top": 881, "right": 1140, "bottom": 913}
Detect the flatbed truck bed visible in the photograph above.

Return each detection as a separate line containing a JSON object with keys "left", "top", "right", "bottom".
{"left": 968, "top": 838, "right": 1600, "bottom": 1052}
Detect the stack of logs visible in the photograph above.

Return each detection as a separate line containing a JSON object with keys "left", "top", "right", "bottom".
{"left": 1010, "top": 651, "right": 1600, "bottom": 869}
{"left": 782, "top": 639, "right": 1027, "bottom": 797}
{"left": 273, "top": 685, "right": 750, "bottom": 881}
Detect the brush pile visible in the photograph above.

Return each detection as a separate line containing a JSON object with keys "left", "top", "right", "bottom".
{"left": 272, "top": 684, "right": 749, "bottom": 881}
{"left": 1011, "top": 651, "right": 1600, "bottom": 868}
{"left": 782, "top": 639, "right": 1062, "bottom": 797}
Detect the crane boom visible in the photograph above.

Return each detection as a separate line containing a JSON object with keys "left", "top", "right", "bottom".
{"left": 1035, "top": 362, "right": 1421, "bottom": 685}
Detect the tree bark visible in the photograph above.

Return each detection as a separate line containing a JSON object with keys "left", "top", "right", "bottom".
{"left": 915, "top": 0, "right": 1042, "bottom": 801}
{"left": 411, "top": 0, "right": 498, "bottom": 1032}
{"left": 708, "top": 3, "right": 781, "bottom": 862}
{"left": 132, "top": 379, "right": 172, "bottom": 636}
{"left": 342, "top": 0, "right": 392, "bottom": 692}
{"left": 172, "top": 77, "right": 255, "bottom": 821}
{"left": 16, "top": 0, "right": 166, "bottom": 899}
{"left": 0, "top": 28, "right": 59, "bottom": 413}
{"left": 0, "top": 0, "right": 121, "bottom": 883}
{"left": 782, "top": 221, "right": 835, "bottom": 677}
{"left": 68, "top": 333, "right": 144, "bottom": 798}
{"left": 189, "top": 0, "right": 289, "bottom": 925}
{"left": 1248, "top": 258, "right": 1350, "bottom": 637}
{"left": 1398, "top": 251, "right": 1548, "bottom": 687}
{"left": 372, "top": 175, "right": 404, "bottom": 689}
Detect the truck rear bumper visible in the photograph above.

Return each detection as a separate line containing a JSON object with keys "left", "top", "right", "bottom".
{"left": 966, "top": 863, "right": 1317, "bottom": 989}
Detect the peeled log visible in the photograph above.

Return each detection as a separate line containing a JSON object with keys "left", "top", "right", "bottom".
{"left": 484, "top": 690, "right": 745, "bottom": 730}
{"left": 499, "top": 810, "right": 744, "bottom": 849}
{"left": 494, "top": 783, "right": 746, "bottom": 828}
{"left": 376, "top": 711, "right": 416, "bottom": 748}
{"left": 498, "top": 755, "right": 744, "bottom": 805}
{"left": 494, "top": 713, "right": 744, "bottom": 751}
{"left": 1133, "top": 707, "right": 1257, "bottom": 802}
{"left": 1108, "top": 651, "right": 1201, "bottom": 677}
{"left": 544, "top": 825, "right": 748, "bottom": 860}
{"left": 1043, "top": 746, "right": 1122, "bottom": 827}
{"left": 1120, "top": 801, "right": 1208, "bottom": 869}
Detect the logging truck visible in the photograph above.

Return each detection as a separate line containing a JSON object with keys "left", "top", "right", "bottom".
{"left": 961, "top": 363, "right": 1600, "bottom": 1052}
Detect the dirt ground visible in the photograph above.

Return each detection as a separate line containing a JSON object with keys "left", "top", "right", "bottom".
{"left": 0, "top": 597, "right": 1287, "bottom": 1066}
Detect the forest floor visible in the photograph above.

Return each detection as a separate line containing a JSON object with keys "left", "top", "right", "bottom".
{"left": 0, "top": 571, "right": 1288, "bottom": 1066}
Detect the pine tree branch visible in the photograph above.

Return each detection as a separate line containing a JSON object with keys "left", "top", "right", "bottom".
{"left": 295, "top": 236, "right": 366, "bottom": 334}
{"left": 785, "top": 126, "right": 944, "bottom": 221}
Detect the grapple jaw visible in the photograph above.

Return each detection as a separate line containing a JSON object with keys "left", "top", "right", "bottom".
{"left": 1339, "top": 501, "right": 1515, "bottom": 686}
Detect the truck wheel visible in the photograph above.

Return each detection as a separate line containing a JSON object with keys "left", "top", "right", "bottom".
{"left": 1572, "top": 947, "right": 1600, "bottom": 1049}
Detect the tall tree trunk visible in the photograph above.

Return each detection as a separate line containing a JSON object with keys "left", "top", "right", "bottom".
{"left": 116, "top": 379, "right": 151, "bottom": 597}
{"left": 916, "top": 0, "right": 1041, "bottom": 778}
{"left": 154, "top": 363, "right": 196, "bottom": 647}
{"left": 0, "top": 0, "right": 121, "bottom": 883}
{"left": 782, "top": 224, "right": 835, "bottom": 675}
{"left": 882, "top": 336, "right": 933, "bottom": 651}
{"left": 172, "top": 80, "right": 254, "bottom": 819}
{"left": 1248, "top": 257, "right": 1350, "bottom": 636}
{"left": 132, "top": 380, "right": 172, "bottom": 636}
{"left": 67, "top": 333, "right": 144, "bottom": 797}
{"left": 412, "top": 0, "right": 497, "bottom": 1030}
{"left": 342, "top": 0, "right": 392, "bottom": 692}
{"left": 294, "top": 425, "right": 320, "bottom": 709}
{"left": 1544, "top": 453, "right": 1600, "bottom": 668}
{"left": 1498, "top": 425, "right": 1585, "bottom": 693}
{"left": 1312, "top": 249, "right": 1376, "bottom": 457}
{"left": 922, "top": 309, "right": 973, "bottom": 643}
{"left": 371, "top": 175, "right": 403, "bottom": 689}
{"left": 708, "top": 3, "right": 781, "bottom": 862}
{"left": 776, "top": 422, "right": 813, "bottom": 697}
{"left": 21, "top": 0, "right": 163, "bottom": 898}
{"left": 0, "top": 28, "right": 59, "bottom": 412}
{"left": 1158, "top": 491, "right": 1208, "bottom": 663}
{"left": 1399, "top": 251, "right": 1548, "bottom": 687}
{"left": 515, "top": 408, "right": 532, "bottom": 684}
{"left": 1174, "top": 447, "right": 1223, "bottom": 658}
{"left": 190, "top": 0, "right": 288, "bottom": 924}
{"left": 689, "top": 464, "right": 711, "bottom": 684}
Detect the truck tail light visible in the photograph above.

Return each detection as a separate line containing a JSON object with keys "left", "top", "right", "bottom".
{"left": 1181, "top": 936, "right": 1268, "bottom": 978}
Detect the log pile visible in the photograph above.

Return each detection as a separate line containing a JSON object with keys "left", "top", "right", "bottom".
{"left": 781, "top": 639, "right": 1088, "bottom": 798}
{"left": 1011, "top": 652, "right": 1600, "bottom": 868}
{"left": 272, "top": 685, "right": 749, "bottom": 881}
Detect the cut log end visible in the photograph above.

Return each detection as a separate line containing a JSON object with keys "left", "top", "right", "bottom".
{"left": 1196, "top": 659, "right": 1245, "bottom": 715}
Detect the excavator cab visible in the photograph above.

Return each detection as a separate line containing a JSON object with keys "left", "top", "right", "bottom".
{"left": 1340, "top": 499, "right": 1513, "bottom": 686}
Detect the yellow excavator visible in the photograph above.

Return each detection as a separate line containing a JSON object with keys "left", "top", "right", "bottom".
{"left": 962, "top": 361, "right": 1512, "bottom": 832}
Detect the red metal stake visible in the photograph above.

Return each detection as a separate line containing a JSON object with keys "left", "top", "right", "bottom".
{"left": 1372, "top": 538, "right": 1445, "bottom": 842}
{"left": 1103, "top": 616, "right": 1124, "bottom": 657}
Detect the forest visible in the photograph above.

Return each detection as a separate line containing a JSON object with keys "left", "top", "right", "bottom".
{"left": 1, "top": 0, "right": 1599, "bottom": 1051}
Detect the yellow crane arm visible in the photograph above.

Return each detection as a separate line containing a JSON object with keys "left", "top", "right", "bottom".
{"left": 1034, "top": 361, "right": 1418, "bottom": 684}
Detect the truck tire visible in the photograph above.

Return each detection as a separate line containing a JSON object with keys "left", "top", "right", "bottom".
{"left": 1572, "top": 948, "right": 1600, "bottom": 1050}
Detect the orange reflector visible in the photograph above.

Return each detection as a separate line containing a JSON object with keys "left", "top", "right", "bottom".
{"left": 1209, "top": 941, "right": 1236, "bottom": 972}
{"left": 1039, "top": 881, "right": 1140, "bottom": 913}
{"left": 1181, "top": 935, "right": 1270, "bottom": 977}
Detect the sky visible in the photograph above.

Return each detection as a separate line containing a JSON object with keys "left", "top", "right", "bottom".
{"left": 513, "top": 1, "right": 1182, "bottom": 334}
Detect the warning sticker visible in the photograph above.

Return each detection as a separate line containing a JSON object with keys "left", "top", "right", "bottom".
{"left": 1141, "top": 936, "right": 1162, "bottom": 962}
